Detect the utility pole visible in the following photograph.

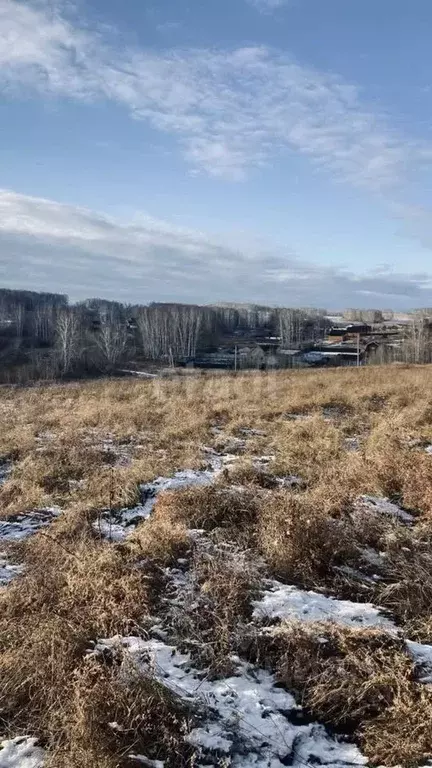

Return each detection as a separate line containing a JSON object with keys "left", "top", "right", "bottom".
{"left": 356, "top": 333, "right": 360, "bottom": 367}
{"left": 234, "top": 344, "right": 238, "bottom": 372}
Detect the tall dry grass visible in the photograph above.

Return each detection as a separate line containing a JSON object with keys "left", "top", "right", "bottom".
{"left": 2, "top": 365, "right": 432, "bottom": 764}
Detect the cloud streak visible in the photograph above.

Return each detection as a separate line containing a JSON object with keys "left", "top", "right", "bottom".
{"left": 0, "top": 0, "right": 428, "bottom": 189}
{"left": 247, "top": 0, "right": 290, "bottom": 13}
{"left": 0, "top": 188, "right": 431, "bottom": 308}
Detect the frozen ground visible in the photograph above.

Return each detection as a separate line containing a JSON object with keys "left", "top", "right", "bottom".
{"left": 0, "top": 508, "right": 62, "bottom": 543}
{"left": 91, "top": 635, "right": 368, "bottom": 768}
{"left": 0, "top": 737, "right": 44, "bottom": 768}
{"left": 406, "top": 640, "right": 432, "bottom": 684}
{"left": 0, "top": 508, "right": 61, "bottom": 587}
{"left": 353, "top": 496, "right": 415, "bottom": 524}
{"left": 0, "top": 554, "right": 23, "bottom": 586}
{"left": 252, "top": 580, "right": 398, "bottom": 633}
{"left": 0, "top": 463, "right": 12, "bottom": 487}
{"left": 2, "top": 423, "right": 431, "bottom": 766}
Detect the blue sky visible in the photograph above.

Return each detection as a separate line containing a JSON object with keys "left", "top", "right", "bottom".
{"left": 0, "top": 0, "right": 432, "bottom": 308}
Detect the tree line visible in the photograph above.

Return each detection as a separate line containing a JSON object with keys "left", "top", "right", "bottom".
{"left": 1, "top": 288, "right": 431, "bottom": 382}
{"left": 0, "top": 290, "right": 328, "bottom": 382}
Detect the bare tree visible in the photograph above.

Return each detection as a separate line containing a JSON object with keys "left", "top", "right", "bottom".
{"left": 33, "top": 303, "right": 58, "bottom": 345}
{"left": 55, "top": 310, "right": 82, "bottom": 376}
{"left": 94, "top": 312, "right": 129, "bottom": 370}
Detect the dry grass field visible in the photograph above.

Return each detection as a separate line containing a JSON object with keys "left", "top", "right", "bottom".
{"left": 2, "top": 365, "right": 432, "bottom": 767}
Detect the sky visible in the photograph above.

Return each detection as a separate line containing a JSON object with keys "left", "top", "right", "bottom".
{"left": 1, "top": 0, "right": 432, "bottom": 309}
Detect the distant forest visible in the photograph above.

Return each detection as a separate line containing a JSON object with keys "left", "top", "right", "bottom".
{"left": 1, "top": 288, "right": 431, "bottom": 383}
{"left": 0, "top": 288, "right": 329, "bottom": 382}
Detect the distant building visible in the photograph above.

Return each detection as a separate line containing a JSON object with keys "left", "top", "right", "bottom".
{"left": 325, "top": 324, "right": 371, "bottom": 344}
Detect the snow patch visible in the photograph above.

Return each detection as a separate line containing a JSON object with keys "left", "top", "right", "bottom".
{"left": 0, "top": 553, "right": 24, "bottom": 586}
{"left": 0, "top": 508, "right": 62, "bottom": 543}
{"left": 252, "top": 581, "right": 398, "bottom": 633}
{"left": 406, "top": 640, "right": 432, "bottom": 684}
{"left": 0, "top": 462, "right": 12, "bottom": 486}
{"left": 96, "top": 467, "right": 220, "bottom": 541}
{"left": 0, "top": 737, "right": 44, "bottom": 768}
{"left": 354, "top": 496, "right": 414, "bottom": 524}
{"left": 0, "top": 507, "right": 61, "bottom": 585}
{"left": 91, "top": 636, "right": 368, "bottom": 768}
{"left": 96, "top": 447, "right": 244, "bottom": 541}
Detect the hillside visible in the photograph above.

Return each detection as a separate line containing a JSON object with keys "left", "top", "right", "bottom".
{"left": 2, "top": 366, "right": 432, "bottom": 767}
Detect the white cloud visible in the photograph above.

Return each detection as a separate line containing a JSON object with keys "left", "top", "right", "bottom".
{"left": 0, "top": 0, "right": 427, "bottom": 190}
{"left": 0, "top": 188, "right": 431, "bottom": 307}
{"left": 247, "top": 0, "right": 290, "bottom": 12}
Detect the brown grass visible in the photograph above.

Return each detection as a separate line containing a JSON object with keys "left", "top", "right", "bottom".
{"left": 261, "top": 621, "right": 432, "bottom": 766}
{"left": 0, "top": 509, "right": 168, "bottom": 762}
{"left": 44, "top": 656, "right": 193, "bottom": 768}
{"left": 169, "top": 542, "right": 261, "bottom": 676}
{"left": 153, "top": 485, "right": 260, "bottom": 546}
{"left": 3, "top": 366, "right": 432, "bottom": 764}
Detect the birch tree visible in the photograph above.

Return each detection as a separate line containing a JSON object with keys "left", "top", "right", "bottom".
{"left": 95, "top": 313, "right": 128, "bottom": 369}
{"left": 55, "top": 309, "right": 81, "bottom": 375}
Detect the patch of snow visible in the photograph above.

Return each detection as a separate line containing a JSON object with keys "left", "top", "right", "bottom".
{"left": 406, "top": 438, "right": 424, "bottom": 449}
{"left": 359, "top": 547, "right": 387, "bottom": 570}
{"left": 253, "top": 455, "right": 275, "bottom": 465}
{"left": 0, "top": 737, "right": 44, "bottom": 768}
{"left": 91, "top": 636, "right": 368, "bottom": 768}
{"left": 186, "top": 723, "right": 232, "bottom": 753}
{"left": 96, "top": 456, "right": 227, "bottom": 541}
{"left": 68, "top": 479, "right": 86, "bottom": 492}
{"left": 0, "top": 553, "right": 24, "bottom": 586}
{"left": 35, "top": 430, "right": 56, "bottom": 443}
{"left": 97, "top": 439, "right": 268, "bottom": 541}
{"left": 0, "top": 507, "right": 61, "bottom": 586}
{"left": 119, "top": 369, "right": 157, "bottom": 378}
{"left": 140, "top": 468, "right": 216, "bottom": 511}
{"left": 0, "top": 462, "right": 12, "bottom": 486}
{"left": 354, "top": 496, "right": 414, "bottom": 525}
{"left": 252, "top": 581, "right": 398, "bottom": 634}
{"left": 129, "top": 756, "right": 164, "bottom": 767}
{"left": 210, "top": 425, "right": 224, "bottom": 435}
{"left": 425, "top": 445, "right": 432, "bottom": 455}
{"left": 406, "top": 640, "right": 432, "bottom": 684}
{"left": 0, "top": 508, "right": 62, "bottom": 543}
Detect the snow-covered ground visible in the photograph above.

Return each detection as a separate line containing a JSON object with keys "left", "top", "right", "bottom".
{"left": 3, "top": 422, "right": 430, "bottom": 766}
{"left": 91, "top": 635, "right": 368, "bottom": 768}
{"left": 95, "top": 447, "right": 235, "bottom": 541}
{"left": 353, "top": 496, "right": 415, "bottom": 524}
{"left": 0, "top": 737, "right": 44, "bottom": 768}
{"left": 0, "top": 462, "right": 12, "bottom": 487}
{"left": 252, "top": 580, "right": 399, "bottom": 633}
{"left": 406, "top": 640, "right": 432, "bottom": 684}
{"left": 0, "top": 508, "right": 62, "bottom": 543}
{"left": 0, "top": 553, "right": 23, "bottom": 586}
{"left": 0, "top": 508, "right": 61, "bottom": 587}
